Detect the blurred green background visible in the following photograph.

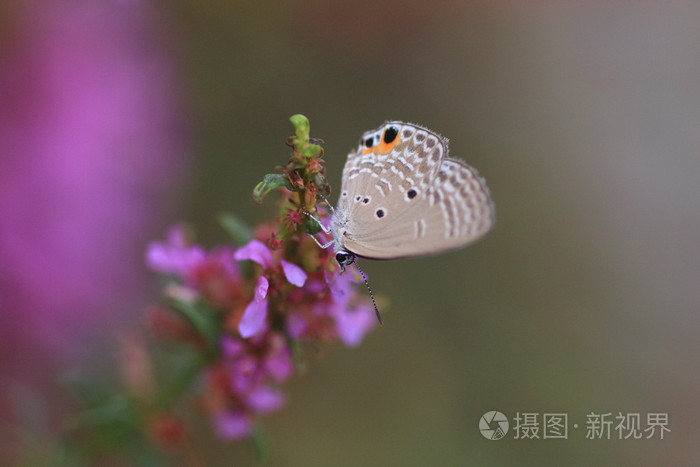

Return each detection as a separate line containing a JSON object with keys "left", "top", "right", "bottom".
{"left": 4, "top": 1, "right": 700, "bottom": 465}
{"left": 172, "top": 2, "right": 699, "bottom": 464}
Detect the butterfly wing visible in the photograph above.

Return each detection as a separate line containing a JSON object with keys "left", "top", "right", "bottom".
{"left": 343, "top": 158, "right": 494, "bottom": 258}
{"left": 337, "top": 121, "right": 446, "bottom": 236}
{"left": 337, "top": 122, "right": 494, "bottom": 259}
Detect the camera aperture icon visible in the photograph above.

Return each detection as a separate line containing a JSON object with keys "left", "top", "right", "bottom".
{"left": 480, "top": 411, "right": 509, "bottom": 440}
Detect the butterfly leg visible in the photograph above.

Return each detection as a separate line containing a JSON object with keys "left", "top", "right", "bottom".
{"left": 307, "top": 233, "right": 335, "bottom": 250}
{"left": 302, "top": 211, "right": 331, "bottom": 234}
{"left": 317, "top": 193, "right": 335, "bottom": 214}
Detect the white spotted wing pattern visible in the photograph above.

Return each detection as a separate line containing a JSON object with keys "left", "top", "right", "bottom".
{"left": 330, "top": 121, "right": 494, "bottom": 259}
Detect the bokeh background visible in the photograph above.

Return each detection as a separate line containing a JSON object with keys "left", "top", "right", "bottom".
{"left": 2, "top": 0, "right": 699, "bottom": 465}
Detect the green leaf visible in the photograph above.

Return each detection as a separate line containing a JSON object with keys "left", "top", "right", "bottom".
{"left": 157, "top": 349, "right": 208, "bottom": 409}
{"left": 218, "top": 212, "right": 253, "bottom": 245}
{"left": 301, "top": 143, "right": 322, "bottom": 159}
{"left": 67, "top": 394, "right": 133, "bottom": 430}
{"left": 289, "top": 114, "right": 310, "bottom": 148}
{"left": 61, "top": 393, "right": 154, "bottom": 464}
{"left": 288, "top": 338, "right": 306, "bottom": 373}
{"left": 251, "top": 426, "right": 272, "bottom": 460}
{"left": 253, "top": 173, "right": 292, "bottom": 203}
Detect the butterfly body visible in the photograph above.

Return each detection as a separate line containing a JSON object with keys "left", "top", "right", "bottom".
{"left": 328, "top": 121, "right": 494, "bottom": 264}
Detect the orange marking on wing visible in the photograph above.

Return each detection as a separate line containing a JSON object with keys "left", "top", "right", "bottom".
{"left": 359, "top": 128, "right": 401, "bottom": 155}
{"left": 377, "top": 134, "right": 401, "bottom": 154}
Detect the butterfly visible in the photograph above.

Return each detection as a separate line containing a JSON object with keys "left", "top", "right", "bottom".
{"left": 309, "top": 121, "right": 495, "bottom": 322}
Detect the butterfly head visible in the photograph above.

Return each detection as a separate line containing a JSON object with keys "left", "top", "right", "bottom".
{"left": 335, "top": 249, "right": 356, "bottom": 273}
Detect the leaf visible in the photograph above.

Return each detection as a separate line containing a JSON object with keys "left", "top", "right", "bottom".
{"left": 156, "top": 350, "right": 208, "bottom": 409}
{"left": 218, "top": 212, "right": 253, "bottom": 245}
{"left": 67, "top": 394, "right": 133, "bottom": 430}
{"left": 251, "top": 426, "right": 272, "bottom": 460}
{"left": 253, "top": 173, "right": 292, "bottom": 203}
{"left": 301, "top": 143, "right": 322, "bottom": 159}
{"left": 61, "top": 393, "right": 166, "bottom": 464}
{"left": 289, "top": 114, "right": 310, "bottom": 149}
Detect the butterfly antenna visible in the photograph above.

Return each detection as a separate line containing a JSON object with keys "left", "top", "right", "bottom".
{"left": 354, "top": 260, "right": 382, "bottom": 325}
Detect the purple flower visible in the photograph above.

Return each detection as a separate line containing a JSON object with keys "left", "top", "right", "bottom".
{"left": 285, "top": 267, "right": 376, "bottom": 346}
{"left": 234, "top": 239, "right": 308, "bottom": 288}
{"left": 326, "top": 271, "right": 377, "bottom": 347}
{"left": 219, "top": 333, "right": 293, "bottom": 388}
{"left": 234, "top": 239, "right": 308, "bottom": 337}
{"left": 280, "top": 259, "right": 307, "bottom": 287}
{"left": 149, "top": 226, "right": 378, "bottom": 442}
{"left": 147, "top": 199, "right": 378, "bottom": 442}
{"left": 261, "top": 332, "right": 294, "bottom": 382}
{"left": 233, "top": 239, "right": 272, "bottom": 268}
{"left": 254, "top": 275, "right": 270, "bottom": 300}
{"left": 246, "top": 387, "right": 285, "bottom": 413}
{"left": 213, "top": 411, "right": 253, "bottom": 440}
{"left": 212, "top": 333, "right": 293, "bottom": 440}
{"left": 221, "top": 336, "right": 246, "bottom": 358}
{"left": 0, "top": 0, "right": 184, "bottom": 420}
{"left": 146, "top": 226, "right": 206, "bottom": 277}
{"left": 328, "top": 271, "right": 377, "bottom": 346}
{"left": 326, "top": 269, "right": 352, "bottom": 302}
{"left": 239, "top": 276, "right": 269, "bottom": 338}
{"left": 332, "top": 303, "right": 376, "bottom": 347}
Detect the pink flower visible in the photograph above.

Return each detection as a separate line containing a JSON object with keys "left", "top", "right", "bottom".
{"left": 286, "top": 268, "right": 376, "bottom": 346}
{"left": 147, "top": 220, "right": 376, "bottom": 442}
{"left": 280, "top": 260, "right": 307, "bottom": 287}
{"left": 233, "top": 239, "right": 273, "bottom": 268}
{"left": 234, "top": 239, "right": 308, "bottom": 337}
{"left": 326, "top": 270, "right": 377, "bottom": 346}
{"left": 146, "top": 226, "right": 206, "bottom": 277}
{"left": 0, "top": 0, "right": 184, "bottom": 423}
{"left": 213, "top": 411, "right": 252, "bottom": 440}
{"left": 332, "top": 303, "right": 376, "bottom": 347}
{"left": 234, "top": 239, "right": 308, "bottom": 287}
{"left": 239, "top": 276, "right": 269, "bottom": 338}
{"left": 212, "top": 333, "right": 293, "bottom": 440}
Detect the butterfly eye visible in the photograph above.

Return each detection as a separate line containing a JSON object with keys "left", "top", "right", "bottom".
{"left": 335, "top": 250, "right": 355, "bottom": 267}
{"left": 407, "top": 189, "right": 417, "bottom": 199}
{"left": 375, "top": 208, "right": 385, "bottom": 219}
{"left": 362, "top": 197, "right": 371, "bottom": 204}
{"left": 383, "top": 126, "right": 398, "bottom": 144}
{"left": 354, "top": 195, "right": 362, "bottom": 202}
{"left": 364, "top": 137, "right": 373, "bottom": 148}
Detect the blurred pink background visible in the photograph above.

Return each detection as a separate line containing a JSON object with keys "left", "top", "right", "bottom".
{"left": 0, "top": 0, "right": 185, "bottom": 434}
